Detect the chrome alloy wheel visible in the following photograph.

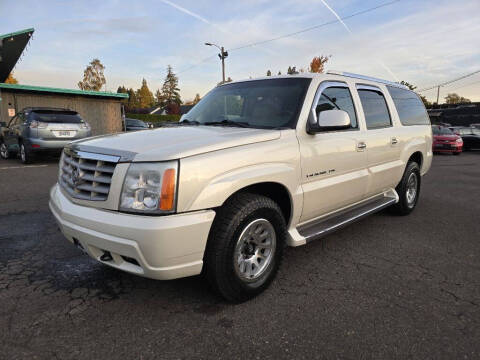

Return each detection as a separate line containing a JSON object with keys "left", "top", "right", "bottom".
{"left": 233, "top": 218, "right": 276, "bottom": 282}
{"left": 406, "top": 172, "right": 418, "bottom": 207}
{"left": 0, "top": 143, "right": 8, "bottom": 158}
{"left": 20, "top": 144, "right": 26, "bottom": 162}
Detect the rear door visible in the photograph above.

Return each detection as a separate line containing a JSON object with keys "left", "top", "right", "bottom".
{"left": 355, "top": 85, "right": 402, "bottom": 196}
{"left": 299, "top": 81, "right": 369, "bottom": 222}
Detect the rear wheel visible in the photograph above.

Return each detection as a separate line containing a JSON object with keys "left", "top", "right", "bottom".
{"left": 204, "top": 193, "right": 286, "bottom": 302}
{"left": 19, "top": 142, "right": 33, "bottom": 164}
{"left": 390, "top": 161, "right": 421, "bottom": 216}
{"left": 0, "top": 140, "right": 9, "bottom": 159}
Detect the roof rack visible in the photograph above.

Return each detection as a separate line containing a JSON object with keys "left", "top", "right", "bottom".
{"left": 327, "top": 70, "right": 408, "bottom": 89}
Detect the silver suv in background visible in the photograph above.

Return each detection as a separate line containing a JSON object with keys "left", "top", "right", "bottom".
{"left": 0, "top": 107, "right": 92, "bottom": 163}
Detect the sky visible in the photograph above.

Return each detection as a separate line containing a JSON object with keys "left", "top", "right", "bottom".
{"left": 1, "top": 0, "right": 480, "bottom": 103}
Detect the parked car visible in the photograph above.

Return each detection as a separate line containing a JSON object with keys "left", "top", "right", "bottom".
{"left": 451, "top": 127, "right": 480, "bottom": 150}
{"left": 49, "top": 72, "right": 432, "bottom": 302}
{"left": 124, "top": 118, "right": 150, "bottom": 131}
{"left": 0, "top": 107, "right": 91, "bottom": 164}
{"left": 432, "top": 125, "right": 463, "bottom": 155}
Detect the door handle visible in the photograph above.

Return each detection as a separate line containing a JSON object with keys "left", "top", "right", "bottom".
{"left": 357, "top": 142, "right": 367, "bottom": 151}
{"left": 391, "top": 137, "right": 398, "bottom": 145}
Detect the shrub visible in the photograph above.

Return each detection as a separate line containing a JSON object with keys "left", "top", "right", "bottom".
{"left": 126, "top": 113, "right": 181, "bottom": 127}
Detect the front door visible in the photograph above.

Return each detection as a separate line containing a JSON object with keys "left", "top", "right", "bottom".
{"left": 299, "top": 81, "right": 368, "bottom": 223}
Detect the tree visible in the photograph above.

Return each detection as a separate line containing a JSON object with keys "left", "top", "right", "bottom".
{"left": 116, "top": 85, "right": 128, "bottom": 108}
{"left": 193, "top": 93, "right": 201, "bottom": 104}
{"left": 400, "top": 81, "right": 431, "bottom": 107}
{"left": 78, "top": 59, "right": 106, "bottom": 91}
{"left": 155, "top": 89, "right": 163, "bottom": 105}
{"left": 5, "top": 73, "right": 18, "bottom": 84}
{"left": 445, "top": 93, "right": 471, "bottom": 105}
{"left": 127, "top": 88, "right": 138, "bottom": 111}
{"left": 278, "top": 71, "right": 282, "bottom": 75}
{"left": 309, "top": 55, "right": 330, "bottom": 73}
{"left": 136, "top": 78, "right": 155, "bottom": 108}
{"left": 287, "top": 66, "right": 298, "bottom": 75}
{"left": 266, "top": 70, "right": 272, "bottom": 76}
{"left": 160, "top": 65, "right": 181, "bottom": 107}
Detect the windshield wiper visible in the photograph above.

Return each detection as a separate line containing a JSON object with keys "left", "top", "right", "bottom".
{"left": 204, "top": 119, "right": 250, "bottom": 128}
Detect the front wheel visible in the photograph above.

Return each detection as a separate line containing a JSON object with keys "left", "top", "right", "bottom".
{"left": 390, "top": 161, "right": 421, "bottom": 216}
{"left": 204, "top": 193, "right": 286, "bottom": 302}
{"left": 0, "top": 140, "right": 9, "bottom": 159}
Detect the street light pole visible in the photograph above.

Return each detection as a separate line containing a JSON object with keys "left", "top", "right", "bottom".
{"left": 205, "top": 42, "right": 228, "bottom": 83}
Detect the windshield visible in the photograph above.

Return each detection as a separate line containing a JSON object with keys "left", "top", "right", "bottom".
{"left": 432, "top": 126, "right": 454, "bottom": 135}
{"left": 126, "top": 119, "right": 147, "bottom": 127}
{"left": 31, "top": 110, "right": 83, "bottom": 123}
{"left": 183, "top": 78, "right": 311, "bottom": 129}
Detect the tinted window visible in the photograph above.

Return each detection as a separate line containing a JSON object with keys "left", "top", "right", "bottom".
{"left": 31, "top": 110, "right": 83, "bottom": 124}
{"left": 387, "top": 86, "right": 430, "bottom": 126}
{"left": 185, "top": 78, "right": 311, "bottom": 129}
{"left": 316, "top": 86, "right": 357, "bottom": 129}
{"left": 357, "top": 89, "right": 391, "bottom": 129}
{"left": 432, "top": 126, "right": 454, "bottom": 135}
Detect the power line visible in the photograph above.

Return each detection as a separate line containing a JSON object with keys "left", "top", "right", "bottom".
{"left": 417, "top": 70, "right": 480, "bottom": 92}
{"left": 177, "top": 0, "right": 402, "bottom": 74}
{"left": 229, "top": 0, "right": 402, "bottom": 52}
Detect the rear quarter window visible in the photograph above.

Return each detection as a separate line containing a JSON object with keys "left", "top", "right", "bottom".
{"left": 387, "top": 86, "right": 430, "bottom": 126}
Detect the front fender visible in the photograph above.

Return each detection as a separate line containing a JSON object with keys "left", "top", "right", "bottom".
{"left": 187, "top": 162, "right": 300, "bottom": 211}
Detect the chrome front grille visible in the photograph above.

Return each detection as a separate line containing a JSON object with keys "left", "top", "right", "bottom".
{"left": 59, "top": 149, "right": 119, "bottom": 201}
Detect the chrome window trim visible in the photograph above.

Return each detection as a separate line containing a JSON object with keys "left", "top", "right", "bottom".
{"left": 310, "top": 81, "right": 349, "bottom": 125}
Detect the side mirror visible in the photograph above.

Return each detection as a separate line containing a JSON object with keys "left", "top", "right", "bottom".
{"left": 307, "top": 109, "right": 351, "bottom": 134}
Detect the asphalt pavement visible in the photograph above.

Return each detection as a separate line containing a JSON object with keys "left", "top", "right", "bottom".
{"left": 1, "top": 152, "right": 479, "bottom": 359}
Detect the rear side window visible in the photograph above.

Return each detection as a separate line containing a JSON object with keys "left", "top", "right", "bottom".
{"left": 316, "top": 87, "right": 358, "bottom": 129}
{"left": 31, "top": 111, "right": 83, "bottom": 124}
{"left": 387, "top": 86, "right": 430, "bottom": 126}
{"left": 357, "top": 89, "right": 391, "bottom": 129}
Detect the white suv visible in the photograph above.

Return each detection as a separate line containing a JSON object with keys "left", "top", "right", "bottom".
{"left": 50, "top": 71, "right": 432, "bottom": 302}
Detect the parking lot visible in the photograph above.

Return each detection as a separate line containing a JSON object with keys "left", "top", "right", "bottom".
{"left": 1, "top": 152, "right": 479, "bottom": 359}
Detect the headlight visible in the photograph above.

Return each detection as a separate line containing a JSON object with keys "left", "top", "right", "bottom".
{"left": 120, "top": 161, "right": 178, "bottom": 214}
{"left": 456, "top": 138, "right": 462, "bottom": 143}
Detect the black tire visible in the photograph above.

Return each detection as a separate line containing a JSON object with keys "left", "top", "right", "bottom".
{"left": 19, "top": 142, "right": 33, "bottom": 164}
{"left": 453, "top": 152, "right": 461, "bottom": 156}
{"left": 390, "top": 161, "right": 421, "bottom": 216}
{"left": 0, "top": 140, "right": 9, "bottom": 159}
{"left": 204, "top": 193, "right": 286, "bottom": 303}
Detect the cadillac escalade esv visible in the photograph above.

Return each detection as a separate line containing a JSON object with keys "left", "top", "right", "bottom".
{"left": 49, "top": 71, "right": 432, "bottom": 302}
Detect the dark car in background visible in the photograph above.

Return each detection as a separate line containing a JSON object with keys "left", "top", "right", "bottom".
{"left": 432, "top": 125, "right": 463, "bottom": 155}
{"left": 0, "top": 107, "right": 91, "bottom": 163}
{"left": 124, "top": 118, "right": 152, "bottom": 131}
{"left": 450, "top": 127, "right": 480, "bottom": 151}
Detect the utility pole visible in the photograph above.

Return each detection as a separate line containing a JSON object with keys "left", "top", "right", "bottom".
{"left": 436, "top": 85, "right": 441, "bottom": 105}
{"left": 205, "top": 43, "right": 228, "bottom": 83}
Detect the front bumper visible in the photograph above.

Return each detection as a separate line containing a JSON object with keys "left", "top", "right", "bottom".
{"left": 49, "top": 184, "right": 216, "bottom": 280}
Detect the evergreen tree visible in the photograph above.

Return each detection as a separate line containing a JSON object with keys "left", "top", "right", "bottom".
{"left": 137, "top": 78, "right": 155, "bottom": 108}
{"left": 266, "top": 70, "right": 272, "bottom": 76}
{"left": 160, "top": 65, "right": 181, "bottom": 107}
{"left": 127, "top": 88, "right": 138, "bottom": 111}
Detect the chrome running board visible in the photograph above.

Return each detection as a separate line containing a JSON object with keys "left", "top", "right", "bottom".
{"left": 298, "top": 189, "right": 398, "bottom": 243}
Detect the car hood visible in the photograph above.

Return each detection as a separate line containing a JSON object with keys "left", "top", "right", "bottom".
{"left": 72, "top": 126, "right": 281, "bottom": 161}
